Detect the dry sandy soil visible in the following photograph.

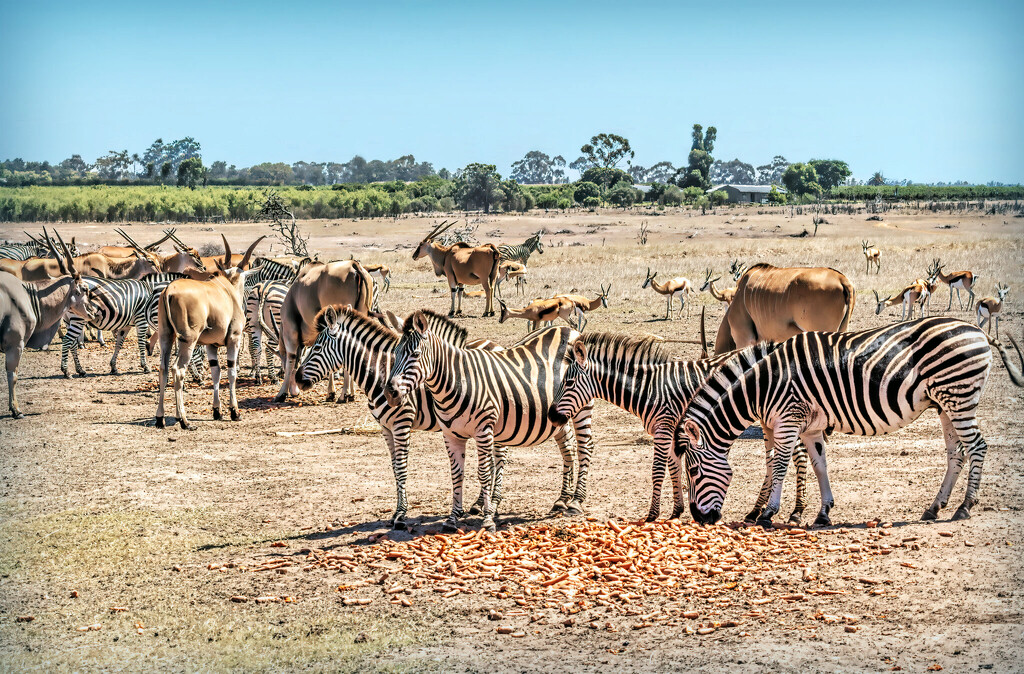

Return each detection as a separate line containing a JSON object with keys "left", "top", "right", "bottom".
{"left": 1, "top": 205, "right": 1022, "bottom": 672}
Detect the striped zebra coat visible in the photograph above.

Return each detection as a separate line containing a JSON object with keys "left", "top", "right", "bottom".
{"left": 497, "top": 233, "right": 543, "bottom": 265}
{"left": 0, "top": 243, "right": 46, "bottom": 261}
{"left": 678, "top": 317, "right": 1024, "bottom": 527}
{"left": 385, "top": 312, "right": 592, "bottom": 531}
{"left": 548, "top": 334, "right": 783, "bottom": 522}
{"left": 61, "top": 276, "right": 154, "bottom": 377}
{"left": 294, "top": 307, "right": 537, "bottom": 529}
{"left": 246, "top": 279, "right": 290, "bottom": 383}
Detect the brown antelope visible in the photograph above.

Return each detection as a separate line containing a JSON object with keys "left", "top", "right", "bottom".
{"left": 874, "top": 283, "right": 926, "bottom": 321}
{"left": 700, "top": 268, "right": 736, "bottom": 305}
{"left": 99, "top": 229, "right": 175, "bottom": 258}
{"left": 498, "top": 297, "right": 586, "bottom": 333}
{"left": 362, "top": 263, "right": 391, "bottom": 292}
{"left": 912, "top": 260, "right": 941, "bottom": 316}
{"left": 154, "top": 235, "right": 265, "bottom": 430}
{"left": 714, "top": 264, "right": 855, "bottom": 354}
{"left": 413, "top": 220, "right": 500, "bottom": 317}
{"left": 115, "top": 228, "right": 206, "bottom": 273}
{"left": 728, "top": 259, "right": 746, "bottom": 281}
{"left": 642, "top": 268, "right": 693, "bottom": 320}
{"left": 273, "top": 259, "right": 374, "bottom": 403}
{"left": 495, "top": 260, "right": 527, "bottom": 298}
{"left": 933, "top": 258, "right": 979, "bottom": 311}
{"left": 554, "top": 285, "right": 610, "bottom": 315}
{"left": 976, "top": 283, "right": 1009, "bottom": 339}
{"left": 1, "top": 235, "right": 94, "bottom": 418}
{"left": 0, "top": 229, "right": 161, "bottom": 281}
{"left": 862, "top": 241, "right": 881, "bottom": 274}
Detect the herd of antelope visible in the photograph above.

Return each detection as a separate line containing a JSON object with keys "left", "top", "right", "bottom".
{"left": 1, "top": 222, "right": 1021, "bottom": 532}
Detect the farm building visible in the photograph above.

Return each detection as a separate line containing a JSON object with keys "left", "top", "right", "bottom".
{"left": 709, "top": 184, "right": 786, "bottom": 204}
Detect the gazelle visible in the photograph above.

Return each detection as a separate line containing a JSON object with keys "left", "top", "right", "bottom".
{"left": 498, "top": 297, "right": 586, "bottom": 333}
{"left": 700, "top": 268, "right": 736, "bottom": 305}
{"left": 933, "top": 258, "right": 979, "bottom": 311}
{"left": 1, "top": 234, "right": 94, "bottom": 418}
{"left": 413, "top": 220, "right": 501, "bottom": 317}
{"left": 874, "top": 283, "right": 925, "bottom": 321}
{"left": 642, "top": 268, "right": 693, "bottom": 320}
{"left": 862, "top": 241, "right": 881, "bottom": 274}
{"left": 554, "top": 285, "right": 610, "bottom": 315}
{"left": 154, "top": 235, "right": 265, "bottom": 430}
{"left": 976, "top": 283, "right": 1009, "bottom": 339}
{"left": 714, "top": 264, "right": 855, "bottom": 354}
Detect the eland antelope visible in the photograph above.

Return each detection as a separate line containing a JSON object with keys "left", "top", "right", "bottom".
{"left": 413, "top": 220, "right": 500, "bottom": 317}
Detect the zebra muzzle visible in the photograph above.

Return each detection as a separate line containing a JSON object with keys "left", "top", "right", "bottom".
{"left": 547, "top": 406, "right": 569, "bottom": 426}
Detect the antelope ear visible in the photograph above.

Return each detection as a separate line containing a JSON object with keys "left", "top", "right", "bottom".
{"left": 572, "top": 340, "right": 588, "bottom": 366}
{"left": 682, "top": 420, "right": 701, "bottom": 447}
{"left": 412, "top": 311, "right": 428, "bottom": 334}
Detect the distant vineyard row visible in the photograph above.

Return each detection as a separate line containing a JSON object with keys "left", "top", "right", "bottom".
{"left": 0, "top": 183, "right": 1020, "bottom": 223}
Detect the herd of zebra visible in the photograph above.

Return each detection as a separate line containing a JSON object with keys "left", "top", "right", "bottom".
{"left": 1, "top": 224, "right": 1023, "bottom": 533}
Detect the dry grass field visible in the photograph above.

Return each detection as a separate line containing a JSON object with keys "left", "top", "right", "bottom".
{"left": 1, "top": 205, "right": 1022, "bottom": 672}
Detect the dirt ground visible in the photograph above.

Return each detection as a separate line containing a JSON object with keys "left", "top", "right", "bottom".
{"left": 1, "top": 205, "right": 1022, "bottom": 672}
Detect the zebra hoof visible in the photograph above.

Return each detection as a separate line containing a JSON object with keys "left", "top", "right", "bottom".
{"left": 755, "top": 518, "right": 774, "bottom": 529}
{"left": 812, "top": 513, "right": 832, "bottom": 527}
{"left": 566, "top": 501, "right": 584, "bottom": 516}
{"left": 921, "top": 507, "right": 939, "bottom": 521}
{"left": 952, "top": 507, "right": 972, "bottom": 521}
{"left": 230, "top": 408, "right": 240, "bottom": 421}
{"left": 468, "top": 504, "right": 483, "bottom": 516}
{"left": 442, "top": 520, "right": 459, "bottom": 533}
{"left": 141, "top": 367, "right": 151, "bottom": 374}
{"left": 325, "top": 392, "right": 336, "bottom": 403}
{"left": 788, "top": 511, "right": 804, "bottom": 525}
{"left": 549, "top": 500, "right": 567, "bottom": 513}
{"left": 213, "top": 408, "right": 222, "bottom": 421}
{"left": 671, "top": 506, "right": 689, "bottom": 520}
{"left": 155, "top": 416, "right": 165, "bottom": 429}
{"left": 744, "top": 509, "right": 762, "bottom": 524}
{"left": 392, "top": 517, "right": 408, "bottom": 531}
{"left": 345, "top": 394, "right": 355, "bottom": 403}
{"left": 644, "top": 512, "right": 659, "bottom": 523}
{"left": 76, "top": 371, "right": 88, "bottom": 378}
{"left": 482, "top": 519, "right": 497, "bottom": 533}
{"left": 62, "top": 370, "right": 71, "bottom": 380}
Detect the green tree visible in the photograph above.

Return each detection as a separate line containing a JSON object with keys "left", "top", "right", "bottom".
{"left": 710, "top": 190, "right": 728, "bottom": 207}
{"left": 246, "top": 162, "right": 294, "bottom": 185}
{"left": 661, "top": 185, "right": 684, "bottom": 206}
{"left": 868, "top": 171, "right": 886, "bottom": 186}
{"left": 675, "top": 124, "right": 717, "bottom": 190}
{"left": 782, "top": 163, "right": 822, "bottom": 196}
{"left": 578, "top": 133, "right": 634, "bottom": 169}
{"left": 580, "top": 167, "right": 632, "bottom": 190}
{"left": 607, "top": 183, "right": 640, "bottom": 208}
{"left": 160, "top": 162, "right": 172, "bottom": 182}
{"left": 510, "top": 151, "right": 567, "bottom": 184}
{"left": 500, "top": 179, "right": 528, "bottom": 211}
{"left": 455, "top": 163, "right": 503, "bottom": 213}
{"left": 176, "top": 157, "right": 206, "bottom": 190}
{"left": 572, "top": 181, "right": 601, "bottom": 204}
{"left": 808, "top": 159, "right": 852, "bottom": 190}
{"left": 768, "top": 185, "right": 787, "bottom": 204}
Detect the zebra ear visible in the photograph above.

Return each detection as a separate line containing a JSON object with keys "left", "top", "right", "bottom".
{"left": 412, "top": 311, "right": 428, "bottom": 335}
{"left": 682, "top": 420, "right": 701, "bottom": 447}
{"left": 572, "top": 340, "right": 587, "bottom": 366}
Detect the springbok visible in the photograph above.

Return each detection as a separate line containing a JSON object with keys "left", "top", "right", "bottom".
{"left": 498, "top": 297, "right": 587, "bottom": 333}
{"left": 413, "top": 220, "right": 500, "bottom": 317}
{"left": 642, "top": 268, "right": 693, "bottom": 320}
{"left": 554, "top": 285, "right": 611, "bottom": 316}
{"left": 728, "top": 259, "right": 746, "bottom": 281}
{"left": 976, "top": 283, "right": 1009, "bottom": 339}
{"left": 714, "top": 264, "right": 855, "bottom": 354}
{"left": 154, "top": 235, "right": 265, "bottom": 430}
{"left": 99, "top": 229, "right": 175, "bottom": 258}
{"left": 495, "top": 261, "right": 527, "bottom": 298}
{"left": 1, "top": 235, "right": 93, "bottom": 418}
{"left": 700, "top": 268, "right": 736, "bottom": 305}
{"left": 912, "top": 260, "right": 941, "bottom": 317}
{"left": 362, "top": 263, "right": 391, "bottom": 293}
{"left": 874, "top": 284, "right": 925, "bottom": 321}
{"left": 862, "top": 241, "right": 881, "bottom": 274}
{"left": 273, "top": 259, "right": 374, "bottom": 403}
{"left": 934, "top": 258, "right": 979, "bottom": 311}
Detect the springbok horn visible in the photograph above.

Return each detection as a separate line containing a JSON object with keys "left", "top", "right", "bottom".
{"left": 699, "top": 307, "right": 708, "bottom": 358}
{"left": 238, "top": 235, "right": 267, "bottom": 271}
{"left": 221, "top": 234, "right": 232, "bottom": 266}
{"left": 42, "top": 227, "right": 69, "bottom": 276}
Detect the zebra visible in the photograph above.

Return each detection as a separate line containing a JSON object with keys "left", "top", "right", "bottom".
{"left": 0, "top": 242, "right": 46, "bottom": 261}
{"left": 384, "top": 311, "right": 594, "bottom": 532}
{"left": 548, "top": 333, "right": 786, "bottom": 522}
{"left": 246, "top": 279, "right": 289, "bottom": 383}
{"left": 677, "top": 317, "right": 1024, "bottom": 527}
{"left": 241, "top": 258, "right": 309, "bottom": 380}
{"left": 294, "top": 306, "right": 531, "bottom": 529}
{"left": 60, "top": 277, "right": 153, "bottom": 377}
{"left": 497, "top": 232, "right": 543, "bottom": 265}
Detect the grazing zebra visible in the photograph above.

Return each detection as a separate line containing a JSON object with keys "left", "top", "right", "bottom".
{"left": 497, "top": 232, "right": 543, "bottom": 265}
{"left": 246, "top": 279, "right": 290, "bottom": 383}
{"left": 384, "top": 311, "right": 594, "bottom": 532}
{"left": 548, "top": 333, "right": 784, "bottom": 522}
{"left": 678, "top": 317, "right": 1024, "bottom": 527}
{"left": 61, "top": 277, "right": 153, "bottom": 377}
{"left": 294, "top": 307, "right": 528, "bottom": 529}
{"left": 0, "top": 242, "right": 46, "bottom": 261}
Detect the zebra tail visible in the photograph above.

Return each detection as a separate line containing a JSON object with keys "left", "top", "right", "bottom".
{"left": 838, "top": 276, "right": 855, "bottom": 332}
{"left": 991, "top": 334, "right": 1024, "bottom": 387}
{"left": 256, "top": 287, "right": 276, "bottom": 340}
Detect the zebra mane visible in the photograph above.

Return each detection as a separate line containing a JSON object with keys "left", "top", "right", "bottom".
{"left": 315, "top": 304, "right": 398, "bottom": 344}
{"left": 579, "top": 332, "right": 670, "bottom": 366}
{"left": 402, "top": 309, "right": 469, "bottom": 345}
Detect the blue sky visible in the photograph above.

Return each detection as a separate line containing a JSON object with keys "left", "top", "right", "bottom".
{"left": 1, "top": 0, "right": 1022, "bottom": 183}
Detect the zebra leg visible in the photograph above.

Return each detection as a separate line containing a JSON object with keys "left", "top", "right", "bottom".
{"left": 250, "top": 328, "right": 262, "bottom": 384}
{"left": 801, "top": 432, "right": 834, "bottom": 526}
{"left": 61, "top": 320, "right": 84, "bottom": 378}
{"left": 325, "top": 369, "right": 336, "bottom": 402}
{"left": 569, "top": 404, "right": 595, "bottom": 515}
{"left": 548, "top": 423, "right": 578, "bottom": 513}
{"left": 109, "top": 329, "right": 128, "bottom": 374}
{"left": 475, "top": 428, "right": 498, "bottom": 532}
{"left": 789, "top": 441, "right": 810, "bottom": 524}
{"left": 953, "top": 427, "right": 987, "bottom": 521}
{"left": 924, "top": 409, "right": 967, "bottom": 520}
{"left": 266, "top": 338, "right": 279, "bottom": 383}
{"left": 490, "top": 442, "right": 509, "bottom": 528}
{"left": 442, "top": 435, "right": 467, "bottom": 532}
{"left": 135, "top": 319, "right": 149, "bottom": 373}
{"left": 383, "top": 426, "right": 410, "bottom": 530}
{"left": 646, "top": 426, "right": 675, "bottom": 521}
{"left": 757, "top": 424, "right": 800, "bottom": 527}
{"left": 345, "top": 366, "right": 355, "bottom": 403}
{"left": 207, "top": 345, "right": 222, "bottom": 421}
{"left": 188, "top": 346, "right": 205, "bottom": 384}
{"left": 746, "top": 427, "right": 776, "bottom": 523}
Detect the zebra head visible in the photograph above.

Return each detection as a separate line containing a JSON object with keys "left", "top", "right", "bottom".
{"left": 548, "top": 340, "right": 596, "bottom": 426}
{"left": 296, "top": 306, "right": 346, "bottom": 391}
{"left": 530, "top": 232, "right": 544, "bottom": 254}
{"left": 384, "top": 310, "right": 432, "bottom": 406}
{"left": 678, "top": 418, "right": 731, "bottom": 525}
